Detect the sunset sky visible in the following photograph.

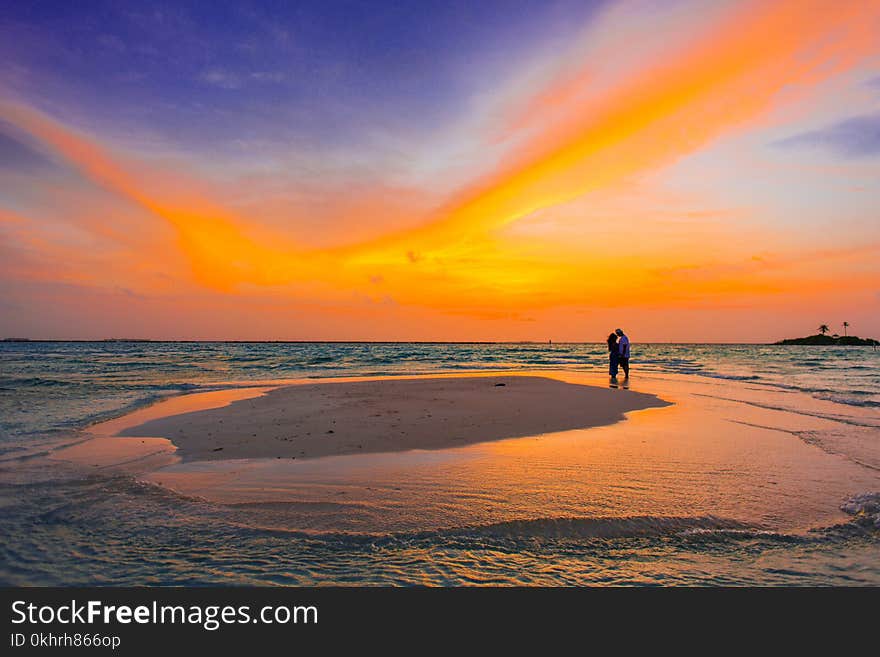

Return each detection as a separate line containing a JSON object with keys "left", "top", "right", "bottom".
{"left": 1, "top": 0, "right": 878, "bottom": 341}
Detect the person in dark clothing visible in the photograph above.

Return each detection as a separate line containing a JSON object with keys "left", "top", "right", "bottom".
{"left": 615, "top": 328, "right": 630, "bottom": 378}
{"left": 607, "top": 332, "right": 619, "bottom": 378}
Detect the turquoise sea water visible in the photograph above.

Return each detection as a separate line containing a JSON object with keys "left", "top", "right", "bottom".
{"left": 1, "top": 342, "right": 878, "bottom": 585}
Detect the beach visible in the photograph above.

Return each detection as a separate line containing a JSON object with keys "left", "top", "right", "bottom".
{"left": 57, "top": 369, "right": 879, "bottom": 535}
{"left": 117, "top": 375, "right": 668, "bottom": 461}
{"left": 2, "top": 343, "right": 879, "bottom": 585}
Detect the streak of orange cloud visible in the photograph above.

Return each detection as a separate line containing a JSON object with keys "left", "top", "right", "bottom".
{"left": 2, "top": 0, "right": 878, "bottom": 316}
{"left": 0, "top": 101, "right": 314, "bottom": 291}
{"left": 356, "top": 0, "right": 878, "bottom": 253}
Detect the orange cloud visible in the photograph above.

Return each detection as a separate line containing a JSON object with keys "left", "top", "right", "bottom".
{"left": 361, "top": 0, "right": 878, "bottom": 246}
{"left": 2, "top": 0, "right": 878, "bottom": 323}
{"left": 0, "top": 101, "right": 314, "bottom": 291}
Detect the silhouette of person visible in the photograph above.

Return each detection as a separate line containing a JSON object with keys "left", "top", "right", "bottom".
{"left": 607, "top": 332, "right": 619, "bottom": 378}
{"left": 615, "top": 328, "right": 630, "bottom": 378}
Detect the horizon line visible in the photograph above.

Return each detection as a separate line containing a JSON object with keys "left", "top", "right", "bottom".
{"left": 0, "top": 338, "right": 863, "bottom": 345}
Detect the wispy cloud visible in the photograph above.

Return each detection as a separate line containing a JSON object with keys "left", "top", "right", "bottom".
{"left": 774, "top": 113, "right": 880, "bottom": 157}
{"left": 199, "top": 68, "right": 286, "bottom": 89}
{"left": 249, "top": 71, "right": 285, "bottom": 83}
{"left": 199, "top": 69, "right": 243, "bottom": 90}
{"left": 0, "top": 123, "right": 55, "bottom": 171}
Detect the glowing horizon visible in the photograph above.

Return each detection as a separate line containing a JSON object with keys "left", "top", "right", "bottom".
{"left": 1, "top": 0, "right": 879, "bottom": 341}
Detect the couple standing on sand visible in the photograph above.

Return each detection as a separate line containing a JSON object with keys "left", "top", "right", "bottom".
{"left": 606, "top": 328, "right": 630, "bottom": 381}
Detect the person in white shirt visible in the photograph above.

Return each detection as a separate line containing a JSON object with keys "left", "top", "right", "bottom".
{"left": 615, "top": 328, "right": 630, "bottom": 378}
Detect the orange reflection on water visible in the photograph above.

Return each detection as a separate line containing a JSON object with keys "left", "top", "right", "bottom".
{"left": 111, "top": 371, "right": 880, "bottom": 537}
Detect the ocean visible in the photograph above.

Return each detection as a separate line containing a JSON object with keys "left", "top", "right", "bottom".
{"left": 1, "top": 342, "right": 878, "bottom": 585}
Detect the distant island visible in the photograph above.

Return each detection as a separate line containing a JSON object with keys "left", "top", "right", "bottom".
{"left": 775, "top": 334, "right": 878, "bottom": 346}
{"left": 102, "top": 338, "right": 154, "bottom": 342}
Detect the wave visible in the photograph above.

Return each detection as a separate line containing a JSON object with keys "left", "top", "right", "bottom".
{"left": 0, "top": 376, "right": 78, "bottom": 387}
{"left": 175, "top": 501, "right": 785, "bottom": 544}
{"left": 448, "top": 514, "right": 757, "bottom": 540}
{"left": 194, "top": 489, "right": 880, "bottom": 545}
{"left": 813, "top": 393, "right": 880, "bottom": 409}
{"left": 838, "top": 492, "right": 880, "bottom": 530}
{"left": 698, "top": 374, "right": 762, "bottom": 381}
{"left": 212, "top": 512, "right": 880, "bottom": 553}
{"left": 696, "top": 393, "right": 880, "bottom": 429}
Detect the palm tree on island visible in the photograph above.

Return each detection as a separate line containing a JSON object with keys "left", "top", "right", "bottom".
{"left": 842, "top": 322, "right": 849, "bottom": 337}
{"left": 817, "top": 324, "right": 830, "bottom": 335}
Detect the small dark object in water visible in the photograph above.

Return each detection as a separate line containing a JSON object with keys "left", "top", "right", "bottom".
{"left": 212, "top": 447, "right": 223, "bottom": 452}
{"left": 494, "top": 383, "right": 506, "bottom": 387}
{"left": 327, "top": 429, "right": 334, "bottom": 433}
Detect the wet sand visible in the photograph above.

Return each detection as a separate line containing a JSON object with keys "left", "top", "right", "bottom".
{"left": 48, "top": 370, "right": 880, "bottom": 538}
{"left": 117, "top": 375, "right": 668, "bottom": 461}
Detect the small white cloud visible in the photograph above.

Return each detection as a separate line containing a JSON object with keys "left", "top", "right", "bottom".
{"left": 250, "top": 71, "right": 285, "bottom": 83}
{"left": 199, "top": 69, "right": 285, "bottom": 89}
{"left": 200, "top": 69, "right": 242, "bottom": 90}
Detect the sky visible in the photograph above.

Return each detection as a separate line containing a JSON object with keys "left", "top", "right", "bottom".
{"left": 0, "top": 0, "right": 878, "bottom": 342}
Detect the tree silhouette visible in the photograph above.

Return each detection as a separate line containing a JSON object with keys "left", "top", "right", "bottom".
{"left": 843, "top": 322, "right": 849, "bottom": 337}
{"left": 818, "top": 324, "right": 830, "bottom": 335}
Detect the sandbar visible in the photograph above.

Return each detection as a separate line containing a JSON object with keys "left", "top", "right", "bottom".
{"left": 120, "top": 375, "right": 668, "bottom": 461}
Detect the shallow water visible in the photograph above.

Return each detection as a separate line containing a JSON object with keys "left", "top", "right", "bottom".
{"left": 1, "top": 343, "right": 878, "bottom": 585}
{"left": 2, "top": 467, "right": 878, "bottom": 586}
{"left": 2, "top": 342, "right": 877, "bottom": 453}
